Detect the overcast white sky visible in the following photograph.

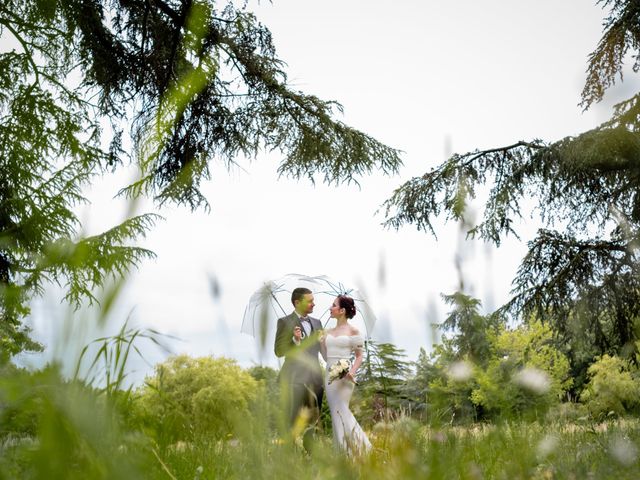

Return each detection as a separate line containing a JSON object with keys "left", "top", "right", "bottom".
{"left": 20, "top": 0, "right": 638, "bottom": 382}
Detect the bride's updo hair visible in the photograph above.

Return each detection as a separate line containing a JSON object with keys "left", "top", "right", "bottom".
{"left": 337, "top": 295, "right": 357, "bottom": 319}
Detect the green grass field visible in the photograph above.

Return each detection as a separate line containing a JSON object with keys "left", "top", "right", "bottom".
{"left": 1, "top": 371, "right": 638, "bottom": 480}
{"left": 1, "top": 324, "right": 638, "bottom": 479}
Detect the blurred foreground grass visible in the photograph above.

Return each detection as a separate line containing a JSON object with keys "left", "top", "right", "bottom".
{"left": 101, "top": 418, "right": 640, "bottom": 479}
{"left": 1, "top": 354, "right": 639, "bottom": 480}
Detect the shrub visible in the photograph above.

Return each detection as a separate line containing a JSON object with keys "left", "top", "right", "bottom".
{"left": 134, "top": 355, "right": 259, "bottom": 442}
{"left": 470, "top": 320, "right": 572, "bottom": 420}
{"left": 580, "top": 354, "right": 640, "bottom": 418}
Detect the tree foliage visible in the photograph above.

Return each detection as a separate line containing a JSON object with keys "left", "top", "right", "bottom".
{"left": 382, "top": 0, "right": 640, "bottom": 365}
{"left": 471, "top": 320, "right": 573, "bottom": 419}
{"left": 418, "top": 318, "right": 572, "bottom": 423}
{"left": 440, "top": 292, "right": 498, "bottom": 367}
{"left": 403, "top": 347, "right": 439, "bottom": 419}
{"left": 1, "top": 0, "right": 401, "bottom": 210}
{"left": 0, "top": 0, "right": 160, "bottom": 356}
{"left": 354, "top": 341, "right": 413, "bottom": 423}
{"left": 421, "top": 340, "right": 481, "bottom": 425}
{"left": 0, "top": 0, "right": 402, "bottom": 356}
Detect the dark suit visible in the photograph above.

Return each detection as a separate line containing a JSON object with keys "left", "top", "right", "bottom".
{"left": 274, "top": 312, "right": 324, "bottom": 430}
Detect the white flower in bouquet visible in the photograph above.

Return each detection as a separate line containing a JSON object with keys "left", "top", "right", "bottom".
{"left": 328, "top": 358, "right": 352, "bottom": 384}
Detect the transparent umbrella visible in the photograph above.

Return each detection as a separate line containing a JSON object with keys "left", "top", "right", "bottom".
{"left": 241, "top": 273, "right": 326, "bottom": 349}
{"left": 242, "top": 273, "right": 378, "bottom": 352}
{"left": 311, "top": 276, "right": 377, "bottom": 337}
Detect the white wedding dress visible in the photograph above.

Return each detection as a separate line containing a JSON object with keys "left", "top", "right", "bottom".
{"left": 325, "top": 334, "right": 372, "bottom": 454}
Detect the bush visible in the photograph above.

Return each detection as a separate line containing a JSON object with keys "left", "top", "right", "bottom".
{"left": 427, "top": 359, "right": 480, "bottom": 425}
{"left": 134, "top": 355, "right": 259, "bottom": 442}
{"left": 0, "top": 363, "right": 44, "bottom": 437}
{"left": 580, "top": 354, "right": 640, "bottom": 418}
{"left": 470, "top": 320, "right": 572, "bottom": 420}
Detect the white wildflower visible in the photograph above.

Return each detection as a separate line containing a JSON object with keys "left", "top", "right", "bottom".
{"left": 514, "top": 367, "right": 551, "bottom": 394}
{"left": 447, "top": 361, "right": 473, "bottom": 382}
{"left": 609, "top": 436, "right": 639, "bottom": 466}
{"left": 194, "top": 465, "right": 204, "bottom": 480}
{"left": 536, "top": 434, "right": 559, "bottom": 459}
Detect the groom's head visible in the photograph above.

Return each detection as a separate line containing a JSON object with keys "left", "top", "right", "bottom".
{"left": 292, "top": 287, "right": 314, "bottom": 315}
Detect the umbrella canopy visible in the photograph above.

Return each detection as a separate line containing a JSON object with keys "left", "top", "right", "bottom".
{"left": 312, "top": 276, "right": 377, "bottom": 337}
{"left": 241, "top": 274, "right": 377, "bottom": 350}
{"left": 241, "top": 273, "right": 325, "bottom": 348}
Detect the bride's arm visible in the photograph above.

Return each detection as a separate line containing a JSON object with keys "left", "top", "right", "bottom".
{"left": 348, "top": 331, "right": 364, "bottom": 381}
{"left": 349, "top": 346, "right": 364, "bottom": 378}
{"left": 319, "top": 329, "right": 328, "bottom": 361}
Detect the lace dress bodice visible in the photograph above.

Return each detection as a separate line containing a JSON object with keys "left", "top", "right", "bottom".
{"left": 325, "top": 334, "right": 364, "bottom": 362}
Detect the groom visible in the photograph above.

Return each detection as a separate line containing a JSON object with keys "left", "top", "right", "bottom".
{"left": 274, "top": 287, "right": 324, "bottom": 447}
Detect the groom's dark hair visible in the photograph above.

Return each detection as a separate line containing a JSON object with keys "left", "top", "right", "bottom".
{"left": 291, "top": 287, "right": 312, "bottom": 305}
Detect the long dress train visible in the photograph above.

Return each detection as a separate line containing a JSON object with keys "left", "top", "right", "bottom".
{"left": 325, "top": 334, "right": 372, "bottom": 454}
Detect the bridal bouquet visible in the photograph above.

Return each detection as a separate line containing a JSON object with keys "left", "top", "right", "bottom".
{"left": 328, "top": 358, "right": 352, "bottom": 384}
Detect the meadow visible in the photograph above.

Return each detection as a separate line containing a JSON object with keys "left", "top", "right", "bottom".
{"left": 1, "top": 331, "right": 638, "bottom": 480}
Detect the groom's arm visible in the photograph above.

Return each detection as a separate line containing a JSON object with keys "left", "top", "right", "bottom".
{"left": 274, "top": 317, "right": 294, "bottom": 358}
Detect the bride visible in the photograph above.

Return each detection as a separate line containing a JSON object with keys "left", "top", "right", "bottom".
{"left": 321, "top": 295, "right": 372, "bottom": 454}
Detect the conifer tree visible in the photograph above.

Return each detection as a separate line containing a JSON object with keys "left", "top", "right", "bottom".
{"left": 383, "top": 0, "right": 640, "bottom": 364}
{"left": 0, "top": 0, "right": 401, "bottom": 356}
{"left": 357, "top": 341, "right": 412, "bottom": 420}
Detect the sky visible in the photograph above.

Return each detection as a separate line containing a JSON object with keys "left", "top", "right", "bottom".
{"left": 18, "top": 0, "right": 638, "bottom": 383}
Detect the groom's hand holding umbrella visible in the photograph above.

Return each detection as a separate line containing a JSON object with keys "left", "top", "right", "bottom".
{"left": 293, "top": 325, "right": 303, "bottom": 343}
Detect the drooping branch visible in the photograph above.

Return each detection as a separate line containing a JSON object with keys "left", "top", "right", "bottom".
{"left": 580, "top": 0, "right": 640, "bottom": 110}
{"left": 382, "top": 140, "right": 546, "bottom": 241}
